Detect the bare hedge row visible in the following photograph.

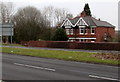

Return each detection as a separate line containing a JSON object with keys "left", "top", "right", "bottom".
{"left": 21, "top": 41, "right": 120, "bottom": 51}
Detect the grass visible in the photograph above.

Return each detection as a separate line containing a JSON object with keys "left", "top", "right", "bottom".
{"left": 2, "top": 43, "right": 24, "bottom": 47}
{"left": 1, "top": 47, "right": 119, "bottom": 66}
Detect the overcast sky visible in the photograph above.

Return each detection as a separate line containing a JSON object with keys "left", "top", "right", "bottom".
{"left": 1, "top": 0, "right": 119, "bottom": 30}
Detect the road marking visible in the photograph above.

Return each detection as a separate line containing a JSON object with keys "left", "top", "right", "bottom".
{"left": 14, "top": 63, "right": 56, "bottom": 72}
{"left": 89, "top": 75, "right": 120, "bottom": 81}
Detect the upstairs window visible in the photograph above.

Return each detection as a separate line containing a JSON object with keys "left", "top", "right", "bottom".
{"left": 66, "top": 29, "right": 70, "bottom": 35}
{"left": 80, "top": 28, "right": 84, "bottom": 34}
{"left": 91, "top": 27, "right": 95, "bottom": 34}
{"left": 70, "top": 29, "right": 73, "bottom": 35}
{"left": 84, "top": 28, "right": 88, "bottom": 34}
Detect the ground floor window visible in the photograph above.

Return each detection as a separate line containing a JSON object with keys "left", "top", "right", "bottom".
{"left": 68, "top": 38, "right": 96, "bottom": 42}
{"left": 68, "top": 39, "right": 74, "bottom": 42}
{"left": 91, "top": 39, "right": 95, "bottom": 42}
{"left": 79, "top": 39, "right": 88, "bottom": 42}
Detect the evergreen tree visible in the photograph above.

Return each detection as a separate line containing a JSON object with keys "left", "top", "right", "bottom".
{"left": 84, "top": 3, "right": 92, "bottom": 16}
{"left": 52, "top": 28, "right": 68, "bottom": 41}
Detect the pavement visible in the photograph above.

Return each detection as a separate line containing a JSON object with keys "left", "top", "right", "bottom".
{"left": 1, "top": 45, "right": 120, "bottom": 53}
{"left": 2, "top": 53, "right": 119, "bottom": 81}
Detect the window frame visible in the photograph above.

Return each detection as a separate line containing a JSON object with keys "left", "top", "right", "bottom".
{"left": 80, "top": 27, "right": 84, "bottom": 34}
{"left": 66, "top": 29, "right": 70, "bottom": 35}
{"left": 84, "top": 28, "right": 88, "bottom": 34}
{"left": 91, "top": 39, "right": 95, "bottom": 42}
{"left": 70, "top": 29, "right": 73, "bottom": 35}
{"left": 91, "top": 27, "right": 95, "bottom": 34}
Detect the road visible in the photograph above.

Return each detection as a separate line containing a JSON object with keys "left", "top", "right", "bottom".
{"left": 2, "top": 53, "right": 119, "bottom": 81}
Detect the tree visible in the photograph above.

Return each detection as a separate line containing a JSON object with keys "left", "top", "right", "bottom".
{"left": 66, "top": 13, "right": 73, "bottom": 19}
{"left": 42, "top": 6, "right": 72, "bottom": 27}
{"left": 13, "top": 6, "right": 50, "bottom": 43}
{"left": 52, "top": 28, "right": 68, "bottom": 41}
{"left": 0, "top": 2, "right": 14, "bottom": 23}
{"left": 42, "top": 6, "right": 54, "bottom": 27}
{"left": 84, "top": 3, "right": 92, "bottom": 16}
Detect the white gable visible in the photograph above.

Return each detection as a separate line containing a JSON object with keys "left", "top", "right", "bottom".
{"left": 61, "top": 18, "right": 73, "bottom": 27}
{"left": 75, "top": 18, "right": 88, "bottom": 26}
{"left": 64, "top": 20, "right": 71, "bottom": 26}
{"left": 77, "top": 19, "right": 85, "bottom": 26}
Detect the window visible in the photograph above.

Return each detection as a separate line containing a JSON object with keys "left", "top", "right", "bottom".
{"left": 91, "top": 27, "right": 95, "bottom": 34}
{"left": 80, "top": 39, "right": 88, "bottom": 42}
{"left": 66, "top": 29, "right": 70, "bottom": 35}
{"left": 80, "top": 39, "right": 83, "bottom": 42}
{"left": 91, "top": 39, "right": 95, "bottom": 42}
{"left": 84, "top": 39, "right": 88, "bottom": 42}
{"left": 70, "top": 29, "right": 73, "bottom": 35}
{"left": 71, "top": 40, "right": 74, "bottom": 42}
{"left": 80, "top": 28, "right": 84, "bottom": 34}
{"left": 84, "top": 28, "right": 88, "bottom": 34}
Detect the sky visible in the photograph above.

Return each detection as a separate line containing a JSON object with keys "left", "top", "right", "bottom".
{"left": 0, "top": 0, "right": 119, "bottom": 30}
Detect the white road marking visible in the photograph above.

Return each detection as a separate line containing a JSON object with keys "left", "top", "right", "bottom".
{"left": 14, "top": 63, "right": 56, "bottom": 72}
{"left": 14, "top": 63, "right": 24, "bottom": 66}
{"left": 89, "top": 75, "right": 120, "bottom": 81}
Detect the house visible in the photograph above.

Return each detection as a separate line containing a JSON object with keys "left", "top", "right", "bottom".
{"left": 61, "top": 6, "right": 115, "bottom": 43}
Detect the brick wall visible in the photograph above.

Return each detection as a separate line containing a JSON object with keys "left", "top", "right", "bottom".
{"left": 21, "top": 41, "right": 120, "bottom": 51}
{"left": 96, "top": 27, "right": 115, "bottom": 42}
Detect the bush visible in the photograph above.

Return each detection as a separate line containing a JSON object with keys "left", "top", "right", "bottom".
{"left": 52, "top": 28, "right": 68, "bottom": 41}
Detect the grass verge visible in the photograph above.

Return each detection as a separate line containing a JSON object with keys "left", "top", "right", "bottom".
{"left": 1, "top": 43, "right": 24, "bottom": 47}
{"left": 1, "top": 47, "right": 119, "bottom": 66}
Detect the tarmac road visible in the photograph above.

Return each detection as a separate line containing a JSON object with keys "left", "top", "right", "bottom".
{"left": 2, "top": 53, "right": 119, "bottom": 81}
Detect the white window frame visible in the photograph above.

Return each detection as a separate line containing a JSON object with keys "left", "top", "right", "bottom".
{"left": 66, "top": 29, "right": 70, "bottom": 35}
{"left": 80, "top": 27, "right": 84, "bottom": 34}
{"left": 70, "top": 29, "right": 73, "bottom": 35}
{"left": 84, "top": 28, "right": 88, "bottom": 34}
{"left": 91, "top": 27, "right": 95, "bottom": 34}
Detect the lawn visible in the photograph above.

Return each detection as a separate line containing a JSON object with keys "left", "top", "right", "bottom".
{"left": 1, "top": 47, "right": 119, "bottom": 66}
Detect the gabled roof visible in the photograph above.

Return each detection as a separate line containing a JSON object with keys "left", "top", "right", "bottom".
{"left": 69, "top": 17, "right": 80, "bottom": 25}
{"left": 61, "top": 16, "right": 115, "bottom": 28}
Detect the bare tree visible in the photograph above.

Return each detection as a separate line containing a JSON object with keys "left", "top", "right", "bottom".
{"left": 0, "top": 2, "right": 14, "bottom": 23}
{"left": 13, "top": 6, "right": 51, "bottom": 43}
{"left": 54, "top": 8, "right": 68, "bottom": 23}
{"left": 42, "top": 6, "right": 72, "bottom": 27}
{"left": 42, "top": 6, "right": 54, "bottom": 27}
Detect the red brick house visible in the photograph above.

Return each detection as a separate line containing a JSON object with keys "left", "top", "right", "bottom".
{"left": 61, "top": 12, "right": 115, "bottom": 43}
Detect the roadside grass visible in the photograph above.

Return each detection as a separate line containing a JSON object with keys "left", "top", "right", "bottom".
{"left": 1, "top": 43, "right": 24, "bottom": 47}
{"left": 1, "top": 47, "right": 119, "bottom": 66}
